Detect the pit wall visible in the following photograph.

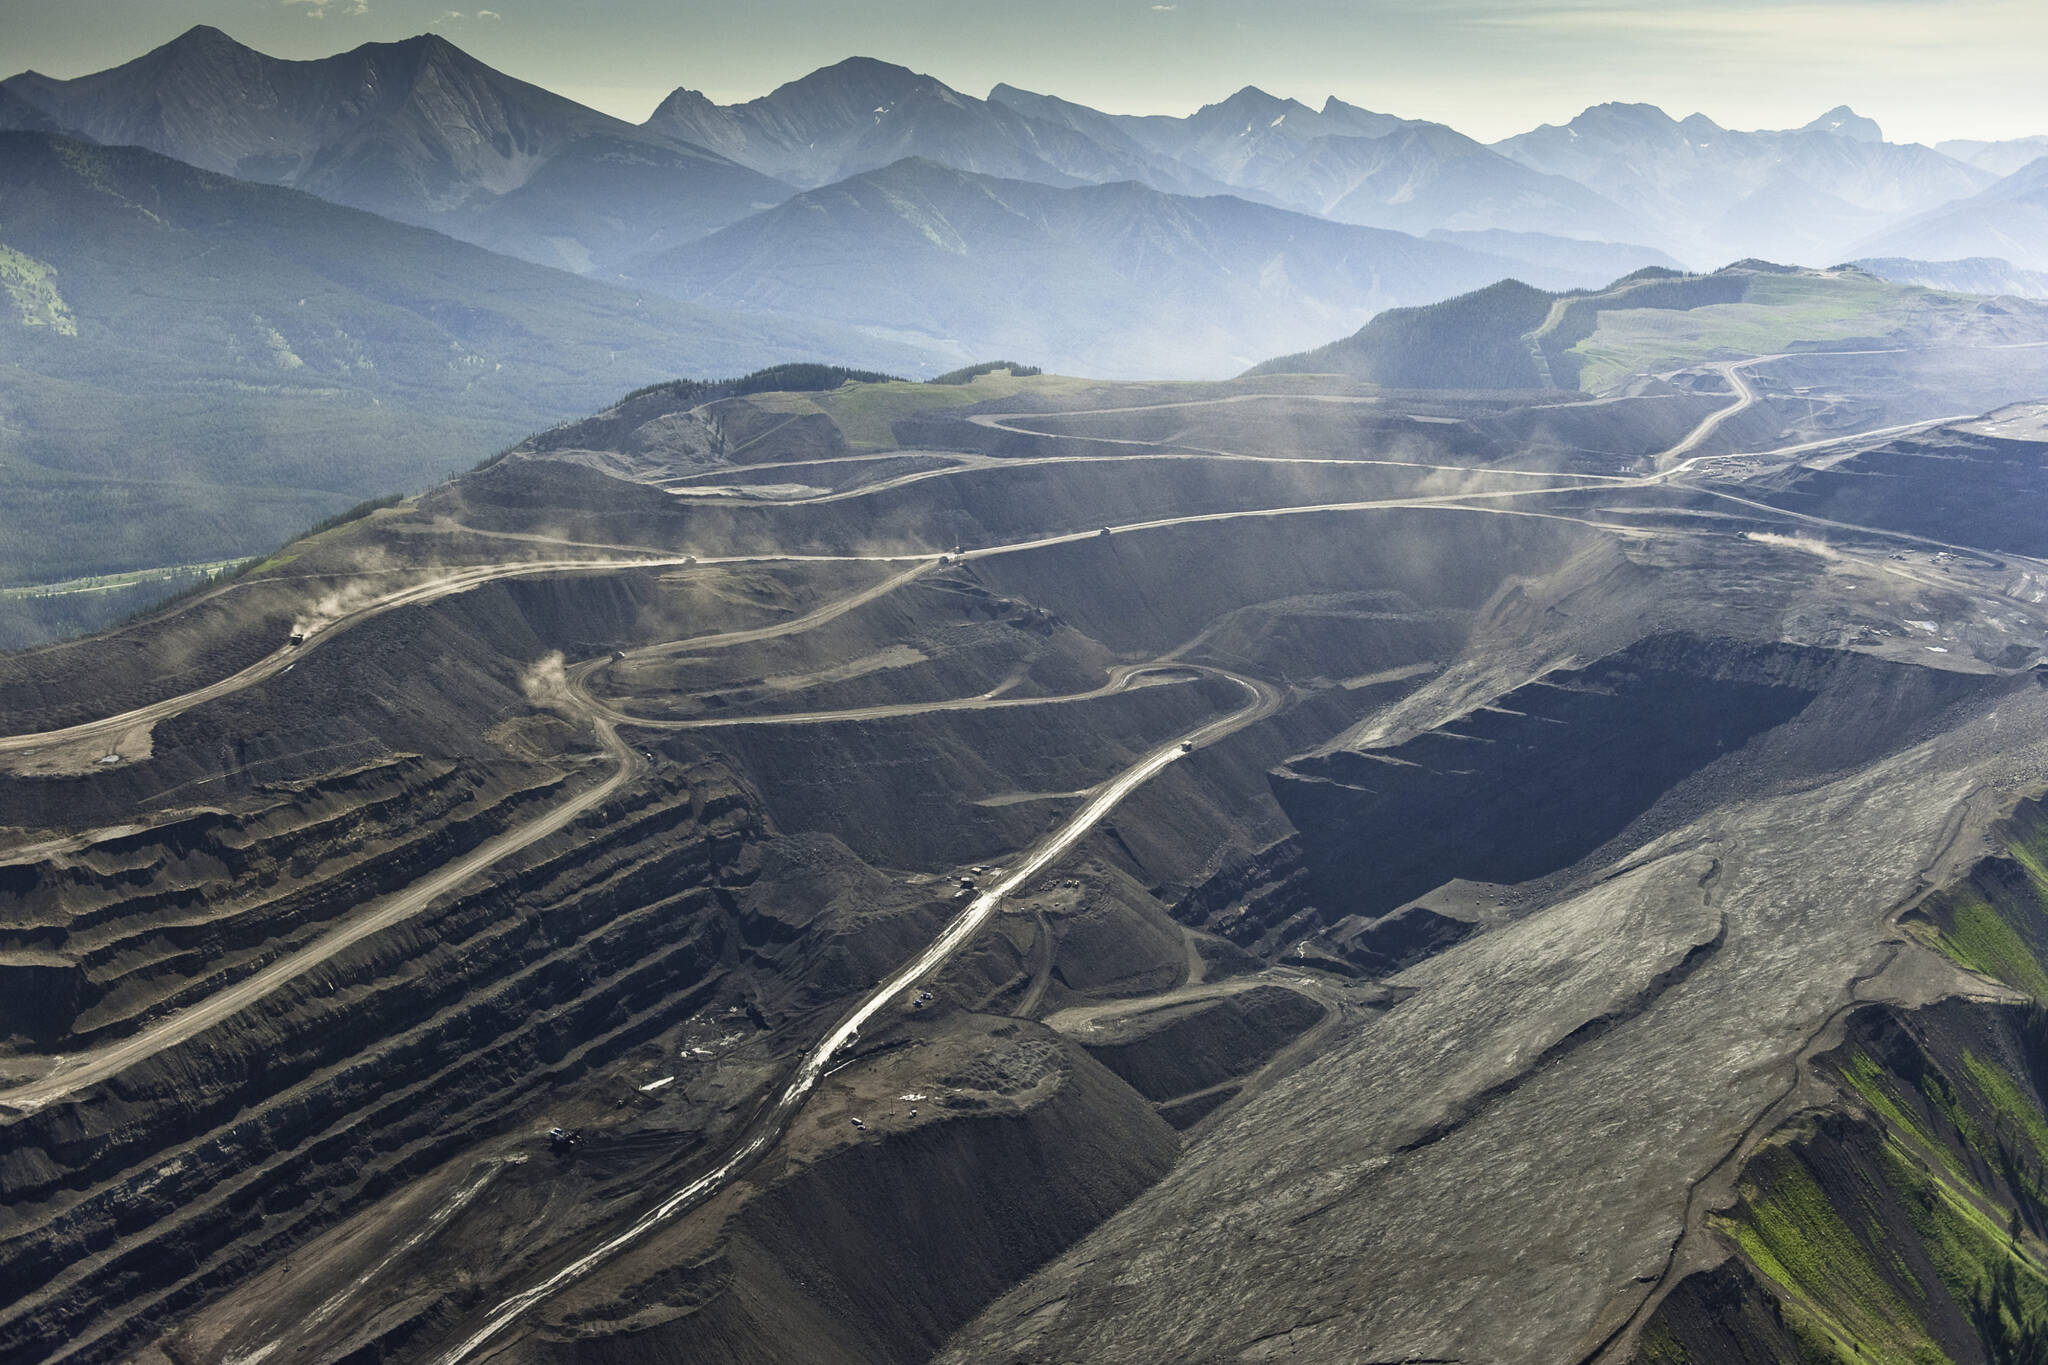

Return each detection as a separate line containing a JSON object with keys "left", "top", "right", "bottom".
{"left": 519, "top": 1026, "right": 1180, "bottom": 1365}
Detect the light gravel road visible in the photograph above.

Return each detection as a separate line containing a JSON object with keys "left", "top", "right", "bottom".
{"left": 424, "top": 669, "right": 1281, "bottom": 1365}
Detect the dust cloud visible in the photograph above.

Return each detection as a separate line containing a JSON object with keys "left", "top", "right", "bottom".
{"left": 292, "top": 581, "right": 381, "bottom": 639}
{"left": 1744, "top": 531, "right": 1843, "bottom": 561}
{"left": 519, "top": 651, "right": 573, "bottom": 710}
{"left": 291, "top": 548, "right": 398, "bottom": 638}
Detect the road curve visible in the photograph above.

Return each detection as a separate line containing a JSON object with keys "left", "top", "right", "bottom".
{"left": 0, "top": 662, "right": 1228, "bottom": 1114}
{"left": 0, "top": 350, "right": 1952, "bottom": 759}
{"left": 665, "top": 447, "right": 1622, "bottom": 510}
{"left": 425, "top": 669, "right": 1281, "bottom": 1365}
{"left": 0, "top": 554, "right": 934, "bottom": 756}
{"left": 589, "top": 663, "right": 1199, "bottom": 729}
{"left": 1653, "top": 360, "right": 1761, "bottom": 468}
{"left": 0, "top": 372, "right": 1983, "bottom": 1113}
{"left": 0, "top": 558, "right": 672, "bottom": 756}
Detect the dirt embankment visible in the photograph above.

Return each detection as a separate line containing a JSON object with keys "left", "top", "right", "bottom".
{"left": 469, "top": 1020, "right": 1179, "bottom": 1365}
{"left": 1077, "top": 985, "right": 1326, "bottom": 1108}
{"left": 0, "top": 560, "right": 1011, "bottom": 1365}
{"left": 1272, "top": 635, "right": 1995, "bottom": 944}
{"left": 0, "top": 755, "right": 571, "bottom": 1048}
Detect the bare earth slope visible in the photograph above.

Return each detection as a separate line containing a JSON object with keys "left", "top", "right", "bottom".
{"left": 8, "top": 318, "right": 2048, "bottom": 1364}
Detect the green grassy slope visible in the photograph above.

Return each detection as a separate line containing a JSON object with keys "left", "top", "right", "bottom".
{"left": 1252, "top": 264, "right": 2048, "bottom": 394}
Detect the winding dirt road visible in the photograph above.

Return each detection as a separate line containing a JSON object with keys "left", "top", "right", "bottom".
{"left": 427, "top": 668, "right": 1281, "bottom": 1365}
{"left": 0, "top": 349, "right": 1940, "bottom": 763}
{"left": 0, "top": 365, "right": 1987, "bottom": 1119}
{"left": 589, "top": 662, "right": 1202, "bottom": 729}
{"left": 1, "top": 356, "right": 2024, "bottom": 1359}
{"left": 0, "top": 651, "right": 1232, "bottom": 1114}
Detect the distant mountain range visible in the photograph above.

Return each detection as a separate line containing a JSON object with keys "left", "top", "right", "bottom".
{"left": 1, "top": 25, "right": 789, "bottom": 273}
{"left": 993, "top": 83, "right": 1648, "bottom": 244}
{"left": 645, "top": 57, "right": 1229, "bottom": 200}
{"left": 1491, "top": 103, "right": 1994, "bottom": 268}
{"left": 1854, "top": 255, "right": 2048, "bottom": 298}
{"left": 1854, "top": 158, "right": 2048, "bottom": 272}
{"left": 1937, "top": 136, "right": 2048, "bottom": 178}
{"left": 7, "top": 26, "right": 2048, "bottom": 380}
{"left": 11, "top": 23, "right": 2048, "bottom": 642}
{"left": 626, "top": 156, "right": 1600, "bottom": 377}
{"left": 16, "top": 26, "right": 2048, "bottom": 284}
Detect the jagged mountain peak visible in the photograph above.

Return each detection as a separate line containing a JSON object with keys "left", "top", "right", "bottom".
{"left": 1321, "top": 95, "right": 1381, "bottom": 119}
{"left": 649, "top": 85, "right": 719, "bottom": 119}
{"left": 764, "top": 54, "right": 947, "bottom": 105}
{"left": 160, "top": 23, "right": 243, "bottom": 53}
{"left": 645, "top": 57, "right": 1141, "bottom": 191}
{"left": 1, "top": 27, "right": 782, "bottom": 273}
{"left": 1803, "top": 105, "right": 1883, "bottom": 143}
{"left": 1575, "top": 101, "right": 1682, "bottom": 130}
{"left": 1201, "top": 85, "right": 1312, "bottom": 121}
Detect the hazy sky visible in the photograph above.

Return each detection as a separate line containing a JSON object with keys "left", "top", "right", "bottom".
{"left": 6, "top": 0, "right": 2048, "bottom": 145}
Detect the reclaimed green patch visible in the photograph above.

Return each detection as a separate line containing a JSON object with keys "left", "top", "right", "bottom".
{"left": 1716, "top": 1150, "right": 1948, "bottom": 1365}
{"left": 2003, "top": 811, "right": 2048, "bottom": 892}
{"left": 1889, "top": 1139, "right": 2033, "bottom": 1299}
{"left": 1936, "top": 894, "right": 2048, "bottom": 1003}
{"left": 0, "top": 558, "right": 253, "bottom": 602}
{"left": 807, "top": 371, "right": 1093, "bottom": 448}
{"left": 0, "top": 243, "right": 77, "bottom": 336}
{"left": 1570, "top": 272, "right": 1946, "bottom": 393}
{"left": 1961, "top": 1051, "right": 2048, "bottom": 1167}
{"left": 1842, "top": 1050, "right": 1951, "bottom": 1161}
{"left": 1922, "top": 1071, "right": 1986, "bottom": 1154}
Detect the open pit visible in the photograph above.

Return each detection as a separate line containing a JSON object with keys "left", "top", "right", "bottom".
{"left": 5, "top": 365, "right": 2048, "bottom": 1365}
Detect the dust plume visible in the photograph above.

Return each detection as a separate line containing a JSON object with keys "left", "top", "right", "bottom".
{"left": 519, "top": 651, "right": 573, "bottom": 710}
{"left": 1744, "top": 531, "right": 1842, "bottom": 561}
{"left": 292, "top": 580, "right": 382, "bottom": 639}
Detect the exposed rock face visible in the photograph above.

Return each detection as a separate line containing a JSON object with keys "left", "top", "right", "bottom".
{"left": 0, "top": 759, "right": 771, "bottom": 1362}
